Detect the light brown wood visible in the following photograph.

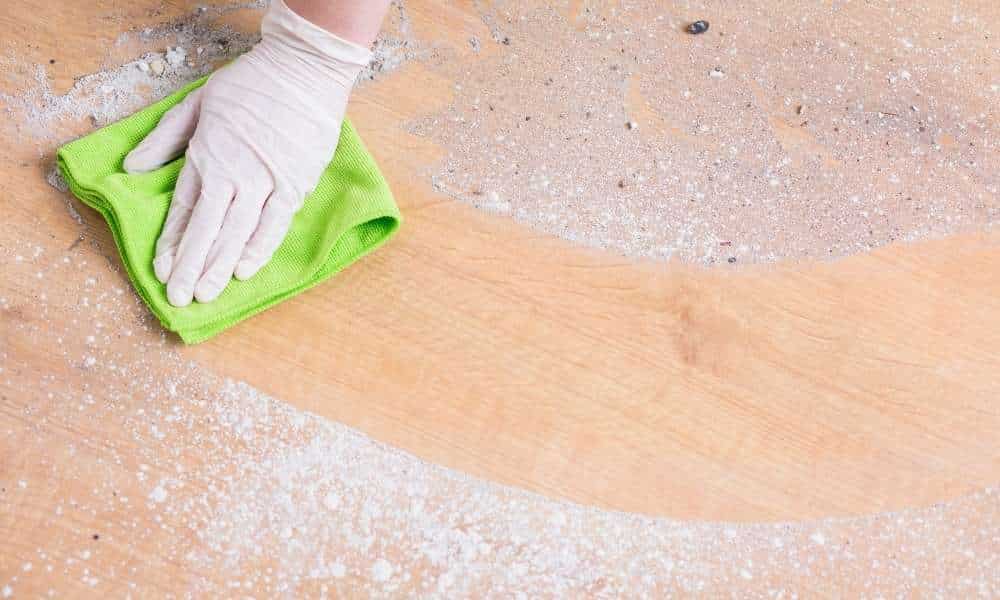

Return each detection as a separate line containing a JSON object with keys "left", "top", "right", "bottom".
{"left": 1, "top": 0, "right": 998, "bottom": 595}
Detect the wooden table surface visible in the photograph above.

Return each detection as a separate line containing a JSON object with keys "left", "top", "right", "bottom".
{"left": 1, "top": 0, "right": 998, "bottom": 596}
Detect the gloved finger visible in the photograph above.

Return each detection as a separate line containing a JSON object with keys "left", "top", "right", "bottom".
{"left": 233, "top": 193, "right": 300, "bottom": 281}
{"left": 165, "top": 180, "right": 235, "bottom": 307}
{"left": 193, "top": 188, "right": 271, "bottom": 303}
{"left": 152, "top": 161, "right": 201, "bottom": 283}
{"left": 123, "top": 87, "right": 204, "bottom": 174}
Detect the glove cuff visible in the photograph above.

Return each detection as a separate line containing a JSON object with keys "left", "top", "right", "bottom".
{"left": 263, "top": 0, "right": 373, "bottom": 74}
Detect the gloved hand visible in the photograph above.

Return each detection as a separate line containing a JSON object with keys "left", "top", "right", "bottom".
{"left": 124, "top": 0, "right": 372, "bottom": 306}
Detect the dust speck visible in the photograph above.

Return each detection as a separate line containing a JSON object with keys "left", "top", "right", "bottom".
{"left": 371, "top": 558, "right": 393, "bottom": 582}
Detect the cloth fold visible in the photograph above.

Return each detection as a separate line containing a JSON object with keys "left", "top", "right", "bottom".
{"left": 57, "top": 76, "right": 401, "bottom": 344}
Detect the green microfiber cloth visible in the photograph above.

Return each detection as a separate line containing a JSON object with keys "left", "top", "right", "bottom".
{"left": 57, "top": 76, "right": 401, "bottom": 344}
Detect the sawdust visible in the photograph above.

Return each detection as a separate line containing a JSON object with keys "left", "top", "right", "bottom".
{"left": 1, "top": 0, "right": 415, "bottom": 144}
{"left": 1, "top": 11, "right": 259, "bottom": 141}
{"left": 412, "top": 1, "right": 999, "bottom": 265}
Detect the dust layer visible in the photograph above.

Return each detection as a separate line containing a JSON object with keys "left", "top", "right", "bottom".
{"left": 0, "top": 0, "right": 416, "bottom": 144}
{"left": 412, "top": 1, "right": 999, "bottom": 265}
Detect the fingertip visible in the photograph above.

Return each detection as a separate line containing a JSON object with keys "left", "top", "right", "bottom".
{"left": 233, "top": 259, "right": 260, "bottom": 281}
{"left": 123, "top": 149, "right": 158, "bottom": 174}
{"left": 166, "top": 280, "right": 194, "bottom": 308}
{"left": 193, "top": 279, "right": 224, "bottom": 304}
{"left": 153, "top": 253, "right": 174, "bottom": 283}
{"left": 194, "top": 268, "right": 229, "bottom": 303}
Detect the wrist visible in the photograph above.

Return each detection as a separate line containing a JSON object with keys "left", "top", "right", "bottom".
{"left": 262, "top": 0, "right": 372, "bottom": 84}
{"left": 283, "top": 0, "right": 391, "bottom": 47}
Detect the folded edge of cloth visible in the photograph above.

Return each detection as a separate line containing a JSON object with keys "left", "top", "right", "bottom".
{"left": 57, "top": 76, "right": 401, "bottom": 344}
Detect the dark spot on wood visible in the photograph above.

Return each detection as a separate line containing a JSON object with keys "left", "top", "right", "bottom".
{"left": 686, "top": 20, "right": 709, "bottom": 34}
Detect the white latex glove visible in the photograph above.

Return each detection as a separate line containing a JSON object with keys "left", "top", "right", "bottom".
{"left": 124, "top": 0, "right": 371, "bottom": 306}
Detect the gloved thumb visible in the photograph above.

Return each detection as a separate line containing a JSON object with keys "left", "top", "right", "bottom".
{"left": 123, "top": 87, "right": 204, "bottom": 173}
